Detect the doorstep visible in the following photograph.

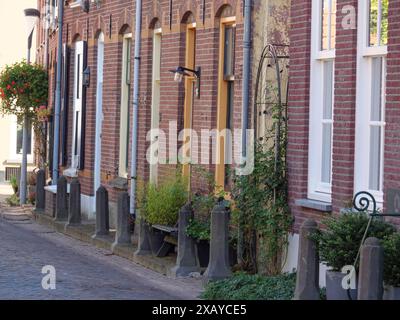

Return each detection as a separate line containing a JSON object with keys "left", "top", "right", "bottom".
{"left": 32, "top": 212, "right": 177, "bottom": 277}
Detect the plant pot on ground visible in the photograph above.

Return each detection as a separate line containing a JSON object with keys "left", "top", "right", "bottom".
{"left": 313, "top": 212, "right": 396, "bottom": 300}
{"left": 142, "top": 175, "right": 187, "bottom": 256}
{"left": 382, "top": 232, "right": 400, "bottom": 300}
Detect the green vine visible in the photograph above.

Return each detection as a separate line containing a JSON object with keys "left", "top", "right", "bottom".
{"left": 232, "top": 102, "right": 293, "bottom": 275}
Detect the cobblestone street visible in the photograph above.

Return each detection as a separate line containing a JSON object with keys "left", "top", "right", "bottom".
{"left": 0, "top": 204, "right": 202, "bottom": 300}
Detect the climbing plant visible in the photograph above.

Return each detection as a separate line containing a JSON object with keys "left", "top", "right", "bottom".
{"left": 232, "top": 102, "right": 293, "bottom": 276}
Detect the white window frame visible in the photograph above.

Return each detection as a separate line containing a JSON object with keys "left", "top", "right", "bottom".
{"left": 118, "top": 33, "right": 133, "bottom": 178}
{"left": 70, "top": 40, "right": 85, "bottom": 171}
{"left": 354, "top": 0, "right": 388, "bottom": 206}
{"left": 8, "top": 116, "right": 34, "bottom": 164}
{"left": 149, "top": 28, "right": 162, "bottom": 185}
{"left": 308, "top": 0, "right": 336, "bottom": 203}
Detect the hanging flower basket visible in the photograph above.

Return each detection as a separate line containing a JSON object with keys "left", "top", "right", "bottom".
{"left": 0, "top": 61, "right": 48, "bottom": 125}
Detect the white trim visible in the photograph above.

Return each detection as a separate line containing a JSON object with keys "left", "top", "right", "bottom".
{"left": 94, "top": 32, "right": 104, "bottom": 203}
{"left": 8, "top": 116, "right": 34, "bottom": 164}
{"left": 354, "top": 0, "right": 387, "bottom": 207}
{"left": 118, "top": 34, "right": 132, "bottom": 178}
{"left": 149, "top": 29, "right": 162, "bottom": 185}
{"left": 308, "top": 0, "right": 336, "bottom": 203}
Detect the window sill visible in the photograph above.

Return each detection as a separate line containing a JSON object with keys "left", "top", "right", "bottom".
{"left": 44, "top": 184, "right": 71, "bottom": 194}
{"left": 63, "top": 168, "right": 78, "bottom": 178}
{"left": 295, "top": 198, "right": 332, "bottom": 212}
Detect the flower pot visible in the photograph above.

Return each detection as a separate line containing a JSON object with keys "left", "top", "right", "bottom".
{"left": 383, "top": 285, "right": 400, "bottom": 300}
{"left": 326, "top": 271, "right": 357, "bottom": 300}
{"left": 196, "top": 240, "right": 210, "bottom": 268}
{"left": 149, "top": 227, "right": 165, "bottom": 255}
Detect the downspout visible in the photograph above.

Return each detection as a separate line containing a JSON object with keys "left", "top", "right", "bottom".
{"left": 130, "top": 0, "right": 142, "bottom": 216}
{"left": 44, "top": 0, "right": 50, "bottom": 69}
{"left": 241, "top": 0, "right": 252, "bottom": 159}
{"left": 52, "top": 1, "right": 64, "bottom": 184}
{"left": 238, "top": 0, "right": 252, "bottom": 267}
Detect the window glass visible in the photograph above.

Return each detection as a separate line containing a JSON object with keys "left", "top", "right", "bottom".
{"left": 369, "top": 0, "right": 389, "bottom": 46}
{"left": 321, "top": 0, "right": 336, "bottom": 51}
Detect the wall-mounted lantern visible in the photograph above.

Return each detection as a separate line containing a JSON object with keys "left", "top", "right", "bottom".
{"left": 169, "top": 66, "right": 201, "bottom": 98}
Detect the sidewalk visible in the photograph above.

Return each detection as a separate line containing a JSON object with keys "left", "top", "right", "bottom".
{"left": 0, "top": 191, "right": 204, "bottom": 299}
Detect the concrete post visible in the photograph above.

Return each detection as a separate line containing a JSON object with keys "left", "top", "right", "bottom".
{"left": 294, "top": 219, "right": 320, "bottom": 300}
{"left": 203, "top": 201, "right": 232, "bottom": 283}
{"left": 93, "top": 186, "right": 110, "bottom": 238}
{"left": 135, "top": 218, "right": 152, "bottom": 256}
{"left": 67, "top": 179, "right": 81, "bottom": 226}
{"left": 35, "top": 169, "right": 46, "bottom": 212}
{"left": 112, "top": 192, "right": 131, "bottom": 250}
{"left": 55, "top": 176, "right": 68, "bottom": 221}
{"left": 171, "top": 203, "right": 200, "bottom": 277}
{"left": 358, "top": 237, "right": 384, "bottom": 300}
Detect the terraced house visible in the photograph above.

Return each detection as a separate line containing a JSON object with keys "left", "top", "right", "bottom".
{"left": 35, "top": 0, "right": 289, "bottom": 229}
{"left": 285, "top": 0, "right": 400, "bottom": 280}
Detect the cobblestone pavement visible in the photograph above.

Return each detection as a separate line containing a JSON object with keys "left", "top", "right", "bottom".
{"left": 0, "top": 215, "right": 203, "bottom": 300}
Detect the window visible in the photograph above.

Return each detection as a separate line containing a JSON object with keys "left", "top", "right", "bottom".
{"left": 50, "top": 0, "right": 58, "bottom": 30}
{"left": 149, "top": 28, "right": 162, "bottom": 185}
{"left": 354, "top": 0, "right": 388, "bottom": 205}
{"left": 118, "top": 34, "right": 132, "bottom": 178}
{"left": 369, "top": 0, "right": 389, "bottom": 47}
{"left": 70, "top": 40, "right": 87, "bottom": 171}
{"left": 216, "top": 17, "right": 236, "bottom": 190}
{"left": 16, "top": 121, "right": 32, "bottom": 155}
{"left": 308, "top": 0, "right": 336, "bottom": 202}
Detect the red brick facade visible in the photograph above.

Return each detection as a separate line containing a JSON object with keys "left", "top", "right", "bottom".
{"left": 36, "top": 0, "right": 247, "bottom": 218}
{"left": 289, "top": 0, "right": 400, "bottom": 232}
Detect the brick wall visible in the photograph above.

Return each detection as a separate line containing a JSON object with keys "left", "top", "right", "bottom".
{"left": 36, "top": 0, "right": 245, "bottom": 212}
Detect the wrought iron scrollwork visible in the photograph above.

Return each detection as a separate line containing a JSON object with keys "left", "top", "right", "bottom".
{"left": 352, "top": 191, "right": 377, "bottom": 215}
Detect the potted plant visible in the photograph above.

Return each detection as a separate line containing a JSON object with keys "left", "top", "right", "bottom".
{"left": 314, "top": 212, "right": 395, "bottom": 300}
{"left": 142, "top": 175, "right": 187, "bottom": 255}
{"left": 382, "top": 232, "right": 400, "bottom": 300}
{"left": 10, "top": 175, "right": 18, "bottom": 195}
{"left": 186, "top": 217, "right": 211, "bottom": 268}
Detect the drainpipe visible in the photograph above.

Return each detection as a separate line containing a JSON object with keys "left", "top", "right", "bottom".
{"left": 241, "top": 0, "right": 252, "bottom": 159}
{"left": 44, "top": 0, "right": 50, "bottom": 69}
{"left": 52, "top": 1, "right": 64, "bottom": 184}
{"left": 238, "top": 0, "right": 252, "bottom": 267}
{"left": 130, "top": 0, "right": 142, "bottom": 217}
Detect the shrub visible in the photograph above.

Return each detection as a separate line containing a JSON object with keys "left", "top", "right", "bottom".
{"left": 313, "top": 212, "right": 396, "bottom": 271}
{"left": 201, "top": 272, "right": 296, "bottom": 300}
{"left": 143, "top": 176, "right": 188, "bottom": 226}
{"left": 186, "top": 218, "right": 210, "bottom": 241}
{"left": 10, "top": 176, "right": 18, "bottom": 194}
{"left": 382, "top": 233, "right": 400, "bottom": 287}
{"left": 5, "top": 194, "right": 20, "bottom": 207}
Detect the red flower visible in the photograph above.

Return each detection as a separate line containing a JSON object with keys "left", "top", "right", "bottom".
{"left": 19, "top": 89, "right": 24, "bottom": 93}
{"left": 6, "top": 85, "right": 11, "bottom": 90}
{"left": 11, "top": 81, "right": 15, "bottom": 86}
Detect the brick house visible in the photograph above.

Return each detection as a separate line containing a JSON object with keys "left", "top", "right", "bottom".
{"left": 285, "top": 0, "right": 400, "bottom": 282}
{"left": 35, "top": 0, "right": 290, "bottom": 227}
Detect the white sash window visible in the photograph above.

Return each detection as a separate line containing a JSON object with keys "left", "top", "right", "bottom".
{"left": 354, "top": 0, "right": 388, "bottom": 205}
{"left": 308, "top": 0, "right": 336, "bottom": 202}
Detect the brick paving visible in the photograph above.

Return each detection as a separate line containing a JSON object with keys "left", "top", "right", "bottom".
{"left": 0, "top": 210, "right": 203, "bottom": 300}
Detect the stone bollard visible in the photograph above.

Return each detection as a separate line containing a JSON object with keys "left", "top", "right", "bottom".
{"left": 203, "top": 201, "right": 232, "bottom": 284}
{"left": 93, "top": 186, "right": 110, "bottom": 238}
{"left": 35, "top": 169, "right": 45, "bottom": 212}
{"left": 171, "top": 203, "right": 200, "bottom": 277}
{"left": 67, "top": 179, "right": 81, "bottom": 226}
{"left": 294, "top": 219, "right": 320, "bottom": 300}
{"left": 55, "top": 176, "right": 68, "bottom": 221}
{"left": 111, "top": 192, "right": 131, "bottom": 251}
{"left": 358, "top": 237, "right": 384, "bottom": 300}
{"left": 135, "top": 218, "right": 152, "bottom": 256}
